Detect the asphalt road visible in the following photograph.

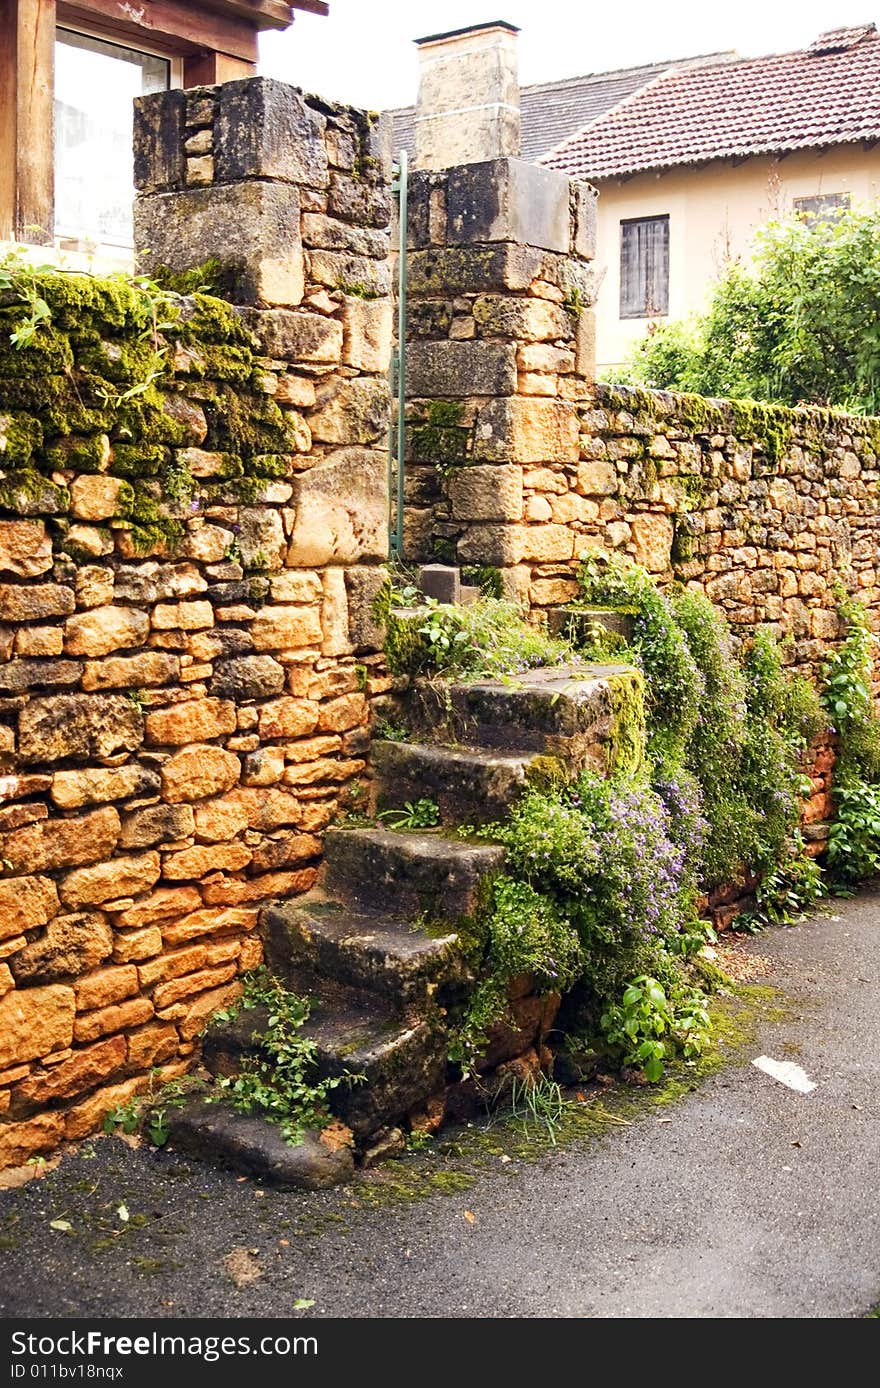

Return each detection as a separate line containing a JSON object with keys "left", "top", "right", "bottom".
{"left": 1, "top": 893, "right": 879, "bottom": 1319}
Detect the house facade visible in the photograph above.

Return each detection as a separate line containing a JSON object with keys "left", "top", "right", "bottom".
{"left": 0, "top": 0, "right": 326, "bottom": 253}
{"left": 392, "top": 21, "right": 880, "bottom": 374}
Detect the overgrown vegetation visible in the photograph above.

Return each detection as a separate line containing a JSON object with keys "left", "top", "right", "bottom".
{"left": 437, "top": 552, "right": 851, "bottom": 1082}
{"left": 381, "top": 583, "right": 574, "bottom": 680}
{"left": 0, "top": 249, "right": 296, "bottom": 555}
{"left": 614, "top": 205, "right": 880, "bottom": 413}
{"left": 821, "top": 592, "right": 880, "bottom": 889}
{"left": 210, "top": 970, "right": 362, "bottom": 1145}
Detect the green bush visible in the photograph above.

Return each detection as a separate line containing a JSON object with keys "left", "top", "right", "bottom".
{"left": 615, "top": 206, "right": 880, "bottom": 412}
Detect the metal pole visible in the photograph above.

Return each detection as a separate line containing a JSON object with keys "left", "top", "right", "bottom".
{"left": 395, "top": 149, "right": 408, "bottom": 561}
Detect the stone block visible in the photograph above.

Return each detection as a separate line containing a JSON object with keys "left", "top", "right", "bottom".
{"left": 301, "top": 213, "right": 388, "bottom": 258}
{"left": 51, "top": 765, "right": 161, "bottom": 811}
{"left": 578, "top": 458, "right": 619, "bottom": 496}
{"left": 408, "top": 244, "right": 547, "bottom": 297}
{"left": 162, "top": 746, "right": 241, "bottom": 803}
{"left": 81, "top": 652, "right": 179, "bottom": 692}
{"left": 573, "top": 181, "right": 598, "bottom": 260}
{"left": 74, "top": 999, "right": 155, "bottom": 1046}
{"left": 327, "top": 173, "right": 391, "bottom": 228}
{"left": 145, "top": 698, "right": 236, "bottom": 746}
{"left": 133, "top": 89, "right": 187, "bottom": 192}
{"left": 631, "top": 514, "right": 674, "bottom": 572}
{"left": 0, "top": 985, "right": 75, "bottom": 1068}
{"left": 345, "top": 566, "right": 388, "bottom": 650}
{"left": 340, "top": 297, "right": 392, "bottom": 372}
{"left": 192, "top": 797, "right": 251, "bottom": 844}
{"left": 308, "top": 380, "right": 389, "bottom": 446}
{"left": 69, "top": 476, "right": 125, "bottom": 522}
{"left": 64, "top": 606, "right": 150, "bottom": 658}
{"left": 15, "top": 626, "right": 64, "bottom": 657}
{"left": 449, "top": 464, "right": 523, "bottom": 522}
{"left": 474, "top": 398, "right": 580, "bottom": 464}
{"left": 0, "top": 1113, "right": 66, "bottom": 1166}
{"left": 119, "top": 804, "right": 195, "bottom": 851}
{"left": 162, "top": 844, "right": 251, "bottom": 881}
{"left": 418, "top": 565, "right": 460, "bottom": 604}
{"left": 242, "top": 308, "right": 342, "bottom": 364}
{"left": 519, "top": 525, "right": 576, "bottom": 562}
{"left": 10, "top": 913, "right": 113, "bottom": 986}
{"left": 0, "top": 520, "right": 53, "bottom": 578}
{"left": 74, "top": 967, "right": 139, "bottom": 1014}
{"left": 60, "top": 854, "right": 162, "bottom": 911}
{"left": 472, "top": 296, "right": 574, "bottom": 342}
{"left": 0, "top": 584, "right": 74, "bottom": 622}
{"left": 407, "top": 341, "right": 517, "bottom": 399}
{"left": 11, "top": 1035, "right": 126, "bottom": 1112}
{"left": 250, "top": 606, "right": 323, "bottom": 652}
{"left": 456, "top": 525, "right": 525, "bottom": 566}
{"left": 135, "top": 182, "right": 303, "bottom": 307}
{"left": 287, "top": 448, "right": 388, "bottom": 565}
{"left": 307, "top": 248, "right": 390, "bottom": 298}
{"left": 257, "top": 698, "right": 319, "bottom": 740}
{"left": 446, "top": 158, "right": 571, "bottom": 253}
{"left": 0, "top": 659, "right": 83, "bottom": 695}
{"left": 17, "top": 695, "right": 143, "bottom": 765}
{"left": 238, "top": 508, "right": 286, "bottom": 571}
{"left": 0, "top": 877, "right": 59, "bottom": 942}
{"left": 210, "top": 656, "right": 285, "bottom": 702}
{"left": 115, "top": 887, "right": 202, "bottom": 930}
{"left": 113, "top": 926, "right": 163, "bottom": 964}
{"left": 215, "top": 78, "right": 328, "bottom": 188}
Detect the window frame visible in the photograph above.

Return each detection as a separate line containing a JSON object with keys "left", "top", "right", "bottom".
{"left": 619, "top": 214, "right": 670, "bottom": 321}
{"left": 53, "top": 24, "right": 184, "bottom": 254}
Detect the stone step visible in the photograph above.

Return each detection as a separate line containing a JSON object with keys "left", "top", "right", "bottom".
{"left": 372, "top": 737, "right": 539, "bottom": 824}
{"left": 410, "top": 662, "right": 643, "bottom": 773}
{"left": 322, "top": 825, "right": 504, "bottom": 920}
{"left": 546, "top": 605, "right": 634, "bottom": 646}
{"left": 262, "top": 894, "right": 461, "bottom": 1005}
{"left": 201, "top": 985, "right": 447, "bottom": 1140}
{"left": 163, "top": 1099, "right": 356, "bottom": 1190}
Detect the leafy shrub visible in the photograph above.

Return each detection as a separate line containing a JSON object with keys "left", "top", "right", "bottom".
{"left": 616, "top": 206, "right": 880, "bottom": 412}
{"left": 385, "top": 592, "right": 572, "bottom": 679}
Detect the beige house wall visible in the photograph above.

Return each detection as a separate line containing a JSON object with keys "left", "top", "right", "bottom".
{"left": 593, "top": 145, "right": 880, "bottom": 372}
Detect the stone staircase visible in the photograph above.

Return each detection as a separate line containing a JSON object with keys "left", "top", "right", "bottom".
{"left": 166, "top": 612, "right": 641, "bottom": 1186}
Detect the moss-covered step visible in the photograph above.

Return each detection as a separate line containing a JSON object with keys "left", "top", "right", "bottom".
{"left": 201, "top": 987, "right": 447, "bottom": 1140}
{"left": 409, "top": 663, "right": 645, "bottom": 777}
{"left": 262, "top": 894, "right": 462, "bottom": 1006}
{"left": 322, "top": 825, "right": 504, "bottom": 919}
{"left": 163, "top": 1100, "right": 355, "bottom": 1190}
{"left": 372, "top": 737, "right": 544, "bottom": 824}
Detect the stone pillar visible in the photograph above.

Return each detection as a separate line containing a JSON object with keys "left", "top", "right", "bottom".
{"left": 134, "top": 75, "right": 393, "bottom": 625}
{"left": 403, "top": 156, "right": 598, "bottom": 608}
{"left": 414, "top": 21, "right": 521, "bottom": 170}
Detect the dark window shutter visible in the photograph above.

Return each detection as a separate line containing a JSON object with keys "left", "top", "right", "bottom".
{"left": 620, "top": 216, "right": 669, "bottom": 319}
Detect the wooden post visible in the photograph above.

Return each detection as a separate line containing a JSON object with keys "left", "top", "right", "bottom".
{"left": 184, "top": 52, "right": 256, "bottom": 88}
{"left": 0, "top": 0, "right": 56, "bottom": 244}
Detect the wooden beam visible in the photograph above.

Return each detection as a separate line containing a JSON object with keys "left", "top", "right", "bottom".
{"left": 198, "top": 0, "right": 295, "bottom": 29}
{"left": 56, "top": 1, "right": 259, "bottom": 62}
{"left": 184, "top": 51, "right": 256, "bottom": 87}
{"left": 0, "top": 0, "right": 56, "bottom": 243}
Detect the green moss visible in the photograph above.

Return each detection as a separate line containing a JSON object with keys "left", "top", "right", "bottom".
{"left": 431, "top": 536, "right": 458, "bottom": 564}
{"left": 410, "top": 400, "right": 470, "bottom": 467}
{"left": 0, "top": 469, "right": 69, "bottom": 514}
{"left": 149, "top": 260, "right": 227, "bottom": 298}
{"left": 43, "top": 435, "right": 108, "bottom": 471}
{"left": 110, "top": 443, "right": 169, "bottom": 479}
{"left": 606, "top": 669, "right": 647, "bottom": 779}
{"left": 0, "top": 412, "right": 41, "bottom": 465}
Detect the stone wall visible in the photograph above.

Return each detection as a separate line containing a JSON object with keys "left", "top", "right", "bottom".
{"left": 0, "top": 78, "right": 392, "bottom": 1168}
{"left": 402, "top": 160, "right": 880, "bottom": 675}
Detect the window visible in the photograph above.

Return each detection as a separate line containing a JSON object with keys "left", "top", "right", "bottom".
{"left": 793, "top": 192, "right": 851, "bottom": 224}
{"left": 55, "top": 29, "right": 172, "bottom": 249}
{"left": 620, "top": 215, "right": 669, "bottom": 319}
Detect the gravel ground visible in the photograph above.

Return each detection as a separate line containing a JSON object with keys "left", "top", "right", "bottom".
{"left": 1, "top": 893, "right": 879, "bottom": 1320}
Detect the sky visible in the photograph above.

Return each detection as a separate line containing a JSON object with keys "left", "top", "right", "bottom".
{"left": 258, "top": 0, "right": 878, "bottom": 109}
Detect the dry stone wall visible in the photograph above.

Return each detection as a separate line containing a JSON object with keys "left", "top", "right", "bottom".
{"left": 402, "top": 161, "right": 880, "bottom": 678}
{"left": 0, "top": 78, "right": 392, "bottom": 1168}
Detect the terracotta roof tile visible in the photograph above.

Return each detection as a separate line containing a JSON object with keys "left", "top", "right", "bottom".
{"left": 543, "top": 25, "right": 880, "bottom": 180}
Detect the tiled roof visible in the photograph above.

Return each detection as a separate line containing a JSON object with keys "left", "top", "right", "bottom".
{"left": 544, "top": 24, "right": 880, "bottom": 180}
{"left": 387, "top": 53, "right": 729, "bottom": 162}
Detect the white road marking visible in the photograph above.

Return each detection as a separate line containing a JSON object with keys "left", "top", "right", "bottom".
{"left": 752, "top": 1055, "right": 817, "bottom": 1094}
